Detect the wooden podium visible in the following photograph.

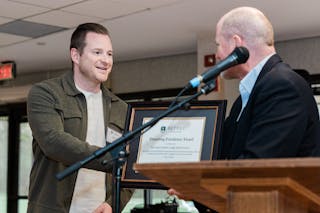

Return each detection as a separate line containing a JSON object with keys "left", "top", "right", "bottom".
{"left": 134, "top": 158, "right": 320, "bottom": 213}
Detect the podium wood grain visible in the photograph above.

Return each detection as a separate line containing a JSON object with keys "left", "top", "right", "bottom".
{"left": 134, "top": 158, "right": 320, "bottom": 213}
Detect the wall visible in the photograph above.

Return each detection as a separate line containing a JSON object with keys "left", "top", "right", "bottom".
{"left": 276, "top": 36, "right": 320, "bottom": 74}
{"left": 111, "top": 53, "right": 196, "bottom": 94}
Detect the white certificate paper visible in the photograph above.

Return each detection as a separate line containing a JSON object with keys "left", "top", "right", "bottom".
{"left": 137, "top": 117, "right": 206, "bottom": 163}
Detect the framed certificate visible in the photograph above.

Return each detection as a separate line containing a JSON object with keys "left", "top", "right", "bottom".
{"left": 121, "top": 100, "right": 226, "bottom": 189}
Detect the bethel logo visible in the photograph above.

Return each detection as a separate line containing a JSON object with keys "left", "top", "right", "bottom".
{"left": 160, "top": 126, "right": 166, "bottom": 133}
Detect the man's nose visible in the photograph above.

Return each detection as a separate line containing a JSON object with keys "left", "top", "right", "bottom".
{"left": 101, "top": 54, "right": 112, "bottom": 63}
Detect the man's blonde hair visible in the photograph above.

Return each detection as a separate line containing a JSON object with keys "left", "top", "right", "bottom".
{"left": 220, "top": 7, "right": 274, "bottom": 48}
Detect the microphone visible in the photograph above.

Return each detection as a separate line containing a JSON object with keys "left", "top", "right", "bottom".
{"left": 187, "top": 46, "right": 249, "bottom": 89}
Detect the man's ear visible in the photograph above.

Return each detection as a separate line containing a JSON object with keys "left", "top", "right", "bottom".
{"left": 70, "top": 48, "right": 80, "bottom": 64}
{"left": 233, "top": 34, "right": 243, "bottom": 47}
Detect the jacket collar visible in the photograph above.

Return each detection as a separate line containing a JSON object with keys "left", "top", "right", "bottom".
{"left": 62, "top": 71, "right": 81, "bottom": 96}
{"left": 61, "top": 70, "right": 117, "bottom": 101}
{"left": 256, "top": 54, "right": 282, "bottom": 83}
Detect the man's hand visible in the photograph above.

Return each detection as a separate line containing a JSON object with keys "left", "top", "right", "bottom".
{"left": 167, "top": 188, "right": 182, "bottom": 197}
{"left": 167, "top": 188, "right": 191, "bottom": 200}
{"left": 92, "top": 202, "right": 112, "bottom": 213}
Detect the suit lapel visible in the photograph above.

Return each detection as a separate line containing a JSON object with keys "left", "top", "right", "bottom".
{"left": 220, "top": 96, "right": 242, "bottom": 159}
{"left": 255, "top": 54, "right": 282, "bottom": 85}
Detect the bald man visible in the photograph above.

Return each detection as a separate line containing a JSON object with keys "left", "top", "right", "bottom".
{"left": 171, "top": 7, "right": 320, "bottom": 212}
{"left": 217, "top": 7, "right": 320, "bottom": 159}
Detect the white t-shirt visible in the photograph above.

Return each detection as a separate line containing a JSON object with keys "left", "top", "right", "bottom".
{"left": 69, "top": 87, "right": 106, "bottom": 213}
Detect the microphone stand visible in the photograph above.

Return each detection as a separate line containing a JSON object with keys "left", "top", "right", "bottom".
{"left": 112, "top": 147, "right": 127, "bottom": 213}
{"left": 56, "top": 79, "right": 217, "bottom": 213}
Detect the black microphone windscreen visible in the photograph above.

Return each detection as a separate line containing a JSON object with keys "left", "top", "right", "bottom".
{"left": 235, "top": 46, "right": 249, "bottom": 64}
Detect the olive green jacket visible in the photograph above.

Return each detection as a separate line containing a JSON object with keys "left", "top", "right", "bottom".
{"left": 27, "top": 71, "right": 132, "bottom": 213}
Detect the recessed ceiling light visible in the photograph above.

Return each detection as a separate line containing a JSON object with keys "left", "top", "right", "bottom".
{"left": 36, "top": 41, "right": 46, "bottom": 46}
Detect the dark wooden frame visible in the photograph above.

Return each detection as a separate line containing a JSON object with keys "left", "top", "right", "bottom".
{"left": 121, "top": 100, "right": 226, "bottom": 189}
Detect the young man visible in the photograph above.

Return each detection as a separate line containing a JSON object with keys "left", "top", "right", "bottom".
{"left": 27, "top": 23, "right": 132, "bottom": 213}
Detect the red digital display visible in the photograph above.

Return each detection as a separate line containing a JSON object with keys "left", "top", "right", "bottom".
{"left": 0, "top": 62, "right": 15, "bottom": 80}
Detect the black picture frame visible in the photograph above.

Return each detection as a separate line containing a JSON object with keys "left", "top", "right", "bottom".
{"left": 121, "top": 100, "right": 227, "bottom": 189}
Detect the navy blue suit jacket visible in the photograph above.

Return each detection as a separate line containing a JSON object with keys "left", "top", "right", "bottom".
{"left": 220, "top": 54, "right": 320, "bottom": 159}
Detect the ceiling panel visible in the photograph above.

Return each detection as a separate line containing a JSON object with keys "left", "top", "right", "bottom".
{"left": 110, "top": 0, "right": 183, "bottom": 8}
{"left": 25, "top": 10, "right": 102, "bottom": 28}
{"left": 0, "top": 32, "right": 29, "bottom": 46}
{"left": 10, "top": 0, "right": 87, "bottom": 9}
{"left": 61, "top": 0, "right": 153, "bottom": 19}
{"left": 0, "top": 0, "right": 49, "bottom": 19}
